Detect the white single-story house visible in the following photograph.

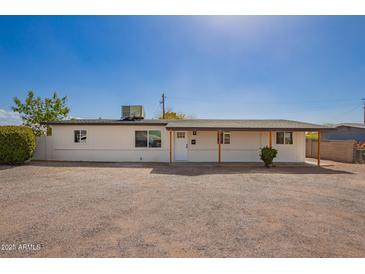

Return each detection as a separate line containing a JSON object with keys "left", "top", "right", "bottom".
{"left": 35, "top": 112, "right": 327, "bottom": 165}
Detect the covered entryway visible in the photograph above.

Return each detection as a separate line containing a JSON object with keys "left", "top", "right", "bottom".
{"left": 174, "top": 131, "right": 188, "bottom": 161}
{"left": 167, "top": 120, "right": 327, "bottom": 166}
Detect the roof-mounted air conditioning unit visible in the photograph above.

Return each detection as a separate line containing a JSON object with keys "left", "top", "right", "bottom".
{"left": 121, "top": 105, "right": 145, "bottom": 120}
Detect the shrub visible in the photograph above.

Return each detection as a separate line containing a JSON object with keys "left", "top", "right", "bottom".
{"left": 0, "top": 126, "right": 36, "bottom": 164}
{"left": 260, "top": 146, "right": 278, "bottom": 168}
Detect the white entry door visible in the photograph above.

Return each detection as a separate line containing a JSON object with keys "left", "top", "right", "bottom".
{"left": 174, "top": 131, "right": 188, "bottom": 161}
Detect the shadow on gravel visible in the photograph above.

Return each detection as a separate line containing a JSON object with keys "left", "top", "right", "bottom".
{"left": 149, "top": 165, "right": 353, "bottom": 176}
{"left": 0, "top": 165, "right": 20, "bottom": 171}
{"left": 26, "top": 160, "right": 354, "bottom": 176}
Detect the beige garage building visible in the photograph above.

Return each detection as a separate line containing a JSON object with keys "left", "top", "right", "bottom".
{"left": 34, "top": 118, "right": 327, "bottom": 164}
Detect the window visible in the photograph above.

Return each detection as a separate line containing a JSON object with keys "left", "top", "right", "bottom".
{"left": 276, "top": 132, "right": 293, "bottom": 144}
{"left": 217, "top": 131, "right": 230, "bottom": 144}
{"left": 74, "top": 130, "right": 87, "bottom": 143}
{"left": 135, "top": 131, "right": 147, "bottom": 147}
{"left": 223, "top": 132, "right": 231, "bottom": 144}
{"left": 176, "top": 132, "right": 185, "bottom": 138}
{"left": 135, "top": 130, "right": 161, "bottom": 148}
{"left": 149, "top": 130, "right": 161, "bottom": 148}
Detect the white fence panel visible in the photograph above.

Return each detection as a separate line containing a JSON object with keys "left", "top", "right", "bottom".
{"left": 32, "top": 136, "right": 49, "bottom": 160}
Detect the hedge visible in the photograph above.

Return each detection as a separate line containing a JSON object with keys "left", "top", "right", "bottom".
{"left": 0, "top": 126, "right": 36, "bottom": 164}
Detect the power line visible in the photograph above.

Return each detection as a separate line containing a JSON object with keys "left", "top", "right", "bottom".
{"left": 362, "top": 98, "right": 365, "bottom": 124}
{"left": 332, "top": 103, "right": 363, "bottom": 117}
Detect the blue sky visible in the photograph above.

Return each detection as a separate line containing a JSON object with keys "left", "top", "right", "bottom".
{"left": 0, "top": 16, "right": 364, "bottom": 124}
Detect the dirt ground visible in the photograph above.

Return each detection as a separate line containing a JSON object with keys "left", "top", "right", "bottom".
{"left": 0, "top": 159, "right": 364, "bottom": 257}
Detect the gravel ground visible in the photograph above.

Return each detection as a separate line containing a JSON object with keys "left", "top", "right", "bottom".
{"left": 0, "top": 159, "right": 364, "bottom": 258}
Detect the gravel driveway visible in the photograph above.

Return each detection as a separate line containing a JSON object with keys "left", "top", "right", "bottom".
{"left": 0, "top": 160, "right": 364, "bottom": 257}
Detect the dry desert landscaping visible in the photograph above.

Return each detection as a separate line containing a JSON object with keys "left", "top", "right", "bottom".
{"left": 0, "top": 159, "right": 364, "bottom": 257}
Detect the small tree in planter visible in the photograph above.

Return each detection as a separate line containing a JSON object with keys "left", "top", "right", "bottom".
{"left": 260, "top": 146, "right": 278, "bottom": 168}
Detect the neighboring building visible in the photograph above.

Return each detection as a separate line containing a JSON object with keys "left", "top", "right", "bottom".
{"left": 35, "top": 107, "right": 327, "bottom": 163}
{"left": 321, "top": 123, "right": 365, "bottom": 142}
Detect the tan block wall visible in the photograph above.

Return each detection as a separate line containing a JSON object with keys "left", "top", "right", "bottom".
{"left": 306, "top": 139, "right": 355, "bottom": 163}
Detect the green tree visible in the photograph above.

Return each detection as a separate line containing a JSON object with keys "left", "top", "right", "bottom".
{"left": 12, "top": 91, "right": 70, "bottom": 136}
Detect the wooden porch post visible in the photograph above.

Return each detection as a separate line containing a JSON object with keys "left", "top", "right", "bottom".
{"left": 169, "top": 130, "right": 173, "bottom": 163}
{"left": 217, "top": 130, "right": 222, "bottom": 164}
{"left": 317, "top": 131, "right": 321, "bottom": 166}
{"left": 269, "top": 130, "right": 273, "bottom": 148}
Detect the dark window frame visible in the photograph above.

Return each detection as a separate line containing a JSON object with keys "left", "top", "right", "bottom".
{"left": 217, "top": 131, "right": 231, "bottom": 144}
{"left": 135, "top": 130, "right": 148, "bottom": 148}
{"left": 135, "top": 130, "right": 162, "bottom": 148}
{"left": 148, "top": 130, "right": 162, "bottom": 148}
{"left": 276, "top": 131, "right": 293, "bottom": 145}
{"left": 74, "top": 130, "right": 87, "bottom": 144}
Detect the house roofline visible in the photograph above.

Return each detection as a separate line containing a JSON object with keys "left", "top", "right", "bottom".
{"left": 42, "top": 120, "right": 168, "bottom": 126}
{"left": 165, "top": 127, "right": 329, "bottom": 131}
{"left": 43, "top": 118, "right": 332, "bottom": 131}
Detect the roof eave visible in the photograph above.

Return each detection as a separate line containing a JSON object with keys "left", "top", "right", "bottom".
{"left": 165, "top": 126, "right": 331, "bottom": 131}
{"left": 43, "top": 122, "right": 168, "bottom": 126}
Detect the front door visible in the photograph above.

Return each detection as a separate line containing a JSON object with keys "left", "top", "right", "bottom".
{"left": 174, "top": 131, "right": 188, "bottom": 161}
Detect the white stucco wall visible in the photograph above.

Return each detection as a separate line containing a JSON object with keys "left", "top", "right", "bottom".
{"left": 33, "top": 125, "right": 306, "bottom": 163}
{"left": 47, "top": 125, "right": 170, "bottom": 162}
{"left": 186, "top": 130, "right": 305, "bottom": 162}
{"left": 273, "top": 131, "right": 305, "bottom": 162}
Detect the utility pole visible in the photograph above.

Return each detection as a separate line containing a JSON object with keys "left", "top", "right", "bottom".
{"left": 363, "top": 98, "right": 365, "bottom": 124}
{"left": 161, "top": 93, "right": 166, "bottom": 119}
